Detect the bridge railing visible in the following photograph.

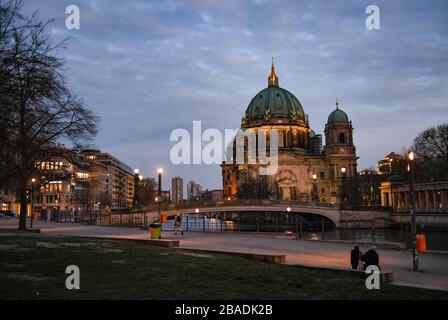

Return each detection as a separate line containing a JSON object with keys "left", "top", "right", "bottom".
{"left": 144, "top": 199, "right": 340, "bottom": 212}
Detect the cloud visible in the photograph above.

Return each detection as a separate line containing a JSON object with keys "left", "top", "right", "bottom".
{"left": 22, "top": 0, "right": 448, "bottom": 190}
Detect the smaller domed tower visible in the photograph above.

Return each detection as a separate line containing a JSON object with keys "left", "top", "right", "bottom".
{"left": 324, "top": 102, "right": 355, "bottom": 155}
{"left": 323, "top": 101, "right": 358, "bottom": 205}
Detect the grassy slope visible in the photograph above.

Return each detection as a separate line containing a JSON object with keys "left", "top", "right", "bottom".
{"left": 1, "top": 232, "right": 447, "bottom": 300}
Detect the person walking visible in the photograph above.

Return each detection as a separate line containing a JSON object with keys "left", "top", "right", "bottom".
{"left": 350, "top": 245, "right": 363, "bottom": 270}
{"left": 361, "top": 245, "right": 380, "bottom": 270}
{"left": 174, "top": 214, "right": 184, "bottom": 235}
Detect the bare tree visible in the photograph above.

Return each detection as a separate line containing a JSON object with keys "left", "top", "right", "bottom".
{"left": 138, "top": 177, "right": 157, "bottom": 207}
{"left": 237, "top": 170, "right": 276, "bottom": 200}
{"left": 0, "top": 1, "right": 98, "bottom": 230}
{"left": 412, "top": 123, "right": 448, "bottom": 182}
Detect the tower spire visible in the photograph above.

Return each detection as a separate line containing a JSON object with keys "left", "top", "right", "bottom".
{"left": 268, "top": 56, "right": 279, "bottom": 87}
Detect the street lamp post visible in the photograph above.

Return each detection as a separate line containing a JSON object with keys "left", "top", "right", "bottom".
{"left": 312, "top": 174, "right": 318, "bottom": 202}
{"left": 340, "top": 167, "right": 347, "bottom": 207}
{"left": 30, "top": 178, "right": 36, "bottom": 229}
{"left": 408, "top": 151, "right": 418, "bottom": 272}
{"left": 133, "top": 169, "right": 140, "bottom": 207}
{"left": 157, "top": 168, "right": 163, "bottom": 222}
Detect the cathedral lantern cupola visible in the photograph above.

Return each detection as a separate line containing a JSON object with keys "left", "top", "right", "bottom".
{"left": 268, "top": 57, "right": 279, "bottom": 87}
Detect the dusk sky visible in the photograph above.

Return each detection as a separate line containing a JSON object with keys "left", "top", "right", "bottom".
{"left": 23, "top": 0, "right": 448, "bottom": 191}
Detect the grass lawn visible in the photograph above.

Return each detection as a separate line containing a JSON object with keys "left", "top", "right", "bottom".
{"left": 1, "top": 231, "right": 447, "bottom": 300}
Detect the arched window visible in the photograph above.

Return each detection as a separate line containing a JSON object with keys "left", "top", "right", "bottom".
{"left": 339, "top": 133, "right": 345, "bottom": 144}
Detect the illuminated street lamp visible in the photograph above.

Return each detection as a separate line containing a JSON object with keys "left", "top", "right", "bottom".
{"left": 195, "top": 208, "right": 200, "bottom": 214}
{"left": 286, "top": 207, "right": 291, "bottom": 212}
{"left": 408, "top": 151, "right": 418, "bottom": 272}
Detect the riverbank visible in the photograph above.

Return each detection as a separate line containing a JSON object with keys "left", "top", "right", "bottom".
{"left": 1, "top": 231, "right": 448, "bottom": 299}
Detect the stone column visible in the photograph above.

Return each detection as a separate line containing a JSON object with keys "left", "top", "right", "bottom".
{"left": 432, "top": 190, "right": 438, "bottom": 210}
{"left": 441, "top": 190, "right": 447, "bottom": 210}
{"left": 418, "top": 191, "right": 423, "bottom": 211}
{"left": 388, "top": 192, "right": 392, "bottom": 208}
{"left": 425, "top": 190, "right": 430, "bottom": 211}
{"left": 393, "top": 192, "right": 398, "bottom": 211}
{"left": 404, "top": 191, "right": 409, "bottom": 211}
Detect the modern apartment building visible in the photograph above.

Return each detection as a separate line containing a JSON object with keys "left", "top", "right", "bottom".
{"left": 171, "top": 176, "right": 184, "bottom": 204}
{"left": 5, "top": 146, "right": 136, "bottom": 214}
{"left": 187, "top": 180, "right": 202, "bottom": 201}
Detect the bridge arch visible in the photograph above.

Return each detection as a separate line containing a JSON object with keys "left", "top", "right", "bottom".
{"left": 155, "top": 204, "right": 341, "bottom": 228}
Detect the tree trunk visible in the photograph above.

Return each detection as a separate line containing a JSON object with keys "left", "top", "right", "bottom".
{"left": 18, "top": 184, "right": 27, "bottom": 230}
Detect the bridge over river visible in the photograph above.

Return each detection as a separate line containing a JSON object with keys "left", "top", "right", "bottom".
{"left": 145, "top": 200, "right": 392, "bottom": 229}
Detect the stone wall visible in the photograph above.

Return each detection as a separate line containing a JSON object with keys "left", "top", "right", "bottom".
{"left": 340, "top": 209, "right": 392, "bottom": 228}
{"left": 391, "top": 213, "right": 448, "bottom": 229}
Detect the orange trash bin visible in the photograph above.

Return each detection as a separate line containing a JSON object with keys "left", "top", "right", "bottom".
{"left": 161, "top": 213, "right": 167, "bottom": 223}
{"left": 416, "top": 234, "right": 426, "bottom": 253}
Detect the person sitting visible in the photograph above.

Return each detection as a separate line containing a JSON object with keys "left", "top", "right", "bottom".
{"left": 350, "top": 245, "right": 363, "bottom": 270}
{"left": 361, "top": 245, "right": 380, "bottom": 270}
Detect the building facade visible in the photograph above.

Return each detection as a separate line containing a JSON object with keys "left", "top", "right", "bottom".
{"left": 187, "top": 181, "right": 203, "bottom": 201}
{"left": 380, "top": 177, "right": 448, "bottom": 213}
{"left": 200, "top": 189, "right": 223, "bottom": 202}
{"left": 11, "top": 146, "right": 137, "bottom": 214}
{"left": 171, "top": 176, "right": 184, "bottom": 204}
{"left": 80, "top": 150, "right": 135, "bottom": 209}
{"left": 221, "top": 61, "right": 358, "bottom": 204}
{"left": 377, "top": 152, "right": 408, "bottom": 176}
{"left": 0, "top": 184, "right": 15, "bottom": 212}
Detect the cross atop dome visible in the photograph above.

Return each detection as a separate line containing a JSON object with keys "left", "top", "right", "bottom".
{"left": 268, "top": 57, "right": 279, "bottom": 87}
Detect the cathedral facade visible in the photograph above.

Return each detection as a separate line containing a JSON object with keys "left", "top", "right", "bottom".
{"left": 221, "top": 61, "right": 358, "bottom": 204}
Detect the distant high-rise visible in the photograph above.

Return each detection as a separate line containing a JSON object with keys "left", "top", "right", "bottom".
{"left": 187, "top": 181, "right": 202, "bottom": 201}
{"left": 171, "top": 177, "right": 184, "bottom": 203}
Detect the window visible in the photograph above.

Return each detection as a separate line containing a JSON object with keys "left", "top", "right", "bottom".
{"left": 339, "top": 133, "right": 345, "bottom": 144}
{"left": 290, "top": 187, "right": 297, "bottom": 200}
{"left": 278, "top": 131, "right": 284, "bottom": 148}
{"left": 320, "top": 171, "right": 325, "bottom": 179}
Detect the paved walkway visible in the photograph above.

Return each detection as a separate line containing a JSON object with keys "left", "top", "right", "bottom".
{"left": 2, "top": 218, "right": 448, "bottom": 291}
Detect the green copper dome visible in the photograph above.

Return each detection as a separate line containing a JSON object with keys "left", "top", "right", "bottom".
{"left": 241, "top": 59, "right": 306, "bottom": 127}
{"left": 327, "top": 103, "right": 349, "bottom": 123}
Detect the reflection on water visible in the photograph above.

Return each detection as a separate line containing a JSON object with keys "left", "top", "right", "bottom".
{"left": 304, "top": 229, "right": 448, "bottom": 251}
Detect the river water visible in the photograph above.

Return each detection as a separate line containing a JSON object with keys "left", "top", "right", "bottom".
{"left": 304, "top": 229, "right": 448, "bottom": 251}
{"left": 163, "top": 215, "right": 448, "bottom": 251}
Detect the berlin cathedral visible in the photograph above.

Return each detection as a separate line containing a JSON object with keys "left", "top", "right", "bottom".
{"left": 221, "top": 60, "right": 358, "bottom": 204}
